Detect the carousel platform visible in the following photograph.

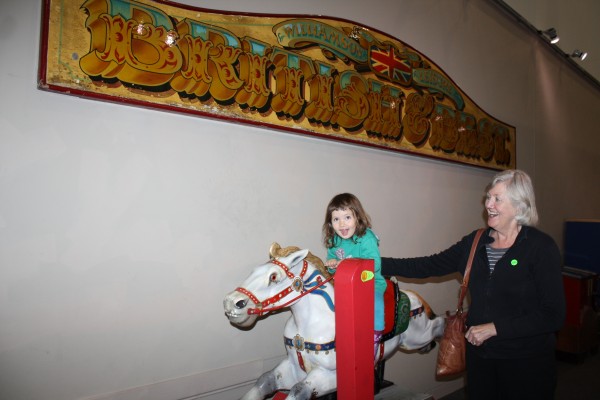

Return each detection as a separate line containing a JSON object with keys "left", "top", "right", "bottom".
{"left": 374, "top": 385, "right": 433, "bottom": 400}
{"left": 273, "top": 384, "right": 433, "bottom": 400}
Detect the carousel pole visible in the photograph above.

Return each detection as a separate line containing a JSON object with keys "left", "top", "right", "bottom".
{"left": 335, "top": 258, "right": 375, "bottom": 400}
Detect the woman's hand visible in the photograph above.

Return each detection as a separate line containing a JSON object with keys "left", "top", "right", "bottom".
{"left": 465, "top": 323, "right": 497, "bottom": 346}
{"left": 325, "top": 259, "right": 340, "bottom": 270}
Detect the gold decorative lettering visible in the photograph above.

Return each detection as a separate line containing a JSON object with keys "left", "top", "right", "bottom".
{"left": 379, "top": 86, "right": 403, "bottom": 140}
{"left": 429, "top": 104, "right": 462, "bottom": 153}
{"left": 206, "top": 44, "right": 243, "bottom": 102}
{"left": 493, "top": 124, "right": 511, "bottom": 165}
{"left": 402, "top": 92, "right": 434, "bottom": 145}
{"left": 455, "top": 113, "right": 478, "bottom": 157}
{"left": 364, "top": 80, "right": 402, "bottom": 139}
{"left": 430, "top": 105, "right": 454, "bottom": 151}
{"left": 235, "top": 38, "right": 273, "bottom": 111}
{"left": 331, "top": 71, "right": 370, "bottom": 130}
{"left": 365, "top": 88, "right": 384, "bottom": 136}
{"left": 270, "top": 48, "right": 315, "bottom": 118}
{"left": 80, "top": 0, "right": 182, "bottom": 86}
{"left": 170, "top": 19, "right": 213, "bottom": 98}
{"left": 305, "top": 61, "right": 335, "bottom": 124}
{"left": 477, "top": 119, "right": 495, "bottom": 161}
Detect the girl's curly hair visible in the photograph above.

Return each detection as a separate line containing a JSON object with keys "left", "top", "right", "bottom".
{"left": 322, "top": 193, "right": 371, "bottom": 248}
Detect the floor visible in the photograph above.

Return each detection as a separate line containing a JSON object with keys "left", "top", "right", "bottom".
{"left": 439, "top": 348, "right": 600, "bottom": 400}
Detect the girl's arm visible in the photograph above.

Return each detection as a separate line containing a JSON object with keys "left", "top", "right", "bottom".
{"left": 326, "top": 246, "right": 339, "bottom": 272}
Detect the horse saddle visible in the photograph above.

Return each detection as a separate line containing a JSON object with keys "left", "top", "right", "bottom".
{"left": 381, "top": 278, "right": 424, "bottom": 341}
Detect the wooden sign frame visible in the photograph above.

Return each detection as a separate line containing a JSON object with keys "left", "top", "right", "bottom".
{"left": 39, "top": 0, "right": 516, "bottom": 170}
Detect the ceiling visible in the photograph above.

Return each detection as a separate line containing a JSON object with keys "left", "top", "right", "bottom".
{"left": 496, "top": 0, "right": 600, "bottom": 89}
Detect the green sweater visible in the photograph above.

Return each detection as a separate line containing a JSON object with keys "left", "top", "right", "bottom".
{"left": 327, "top": 228, "right": 387, "bottom": 294}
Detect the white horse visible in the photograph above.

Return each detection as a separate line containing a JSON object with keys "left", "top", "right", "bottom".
{"left": 223, "top": 244, "right": 445, "bottom": 400}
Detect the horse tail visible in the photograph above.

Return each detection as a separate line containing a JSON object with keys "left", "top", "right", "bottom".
{"left": 404, "top": 289, "right": 437, "bottom": 319}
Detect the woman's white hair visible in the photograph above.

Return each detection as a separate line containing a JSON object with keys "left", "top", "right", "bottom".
{"left": 487, "top": 169, "right": 539, "bottom": 226}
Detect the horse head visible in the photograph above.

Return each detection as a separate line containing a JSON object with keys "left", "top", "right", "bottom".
{"left": 223, "top": 243, "right": 329, "bottom": 328}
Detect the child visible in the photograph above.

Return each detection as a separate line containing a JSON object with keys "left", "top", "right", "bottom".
{"left": 322, "top": 193, "right": 387, "bottom": 359}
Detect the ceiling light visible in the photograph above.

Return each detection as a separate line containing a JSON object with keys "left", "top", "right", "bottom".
{"left": 540, "top": 28, "right": 560, "bottom": 44}
{"left": 571, "top": 50, "right": 588, "bottom": 61}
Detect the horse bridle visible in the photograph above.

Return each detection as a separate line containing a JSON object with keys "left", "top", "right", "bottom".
{"left": 235, "top": 258, "right": 333, "bottom": 316}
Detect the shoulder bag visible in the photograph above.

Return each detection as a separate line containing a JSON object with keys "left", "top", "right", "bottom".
{"left": 435, "top": 228, "right": 485, "bottom": 379}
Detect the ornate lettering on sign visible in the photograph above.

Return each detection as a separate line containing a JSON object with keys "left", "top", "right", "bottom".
{"left": 39, "top": 0, "right": 516, "bottom": 170}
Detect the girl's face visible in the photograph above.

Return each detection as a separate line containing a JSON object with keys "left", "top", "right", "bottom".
{"left": 485, "top": 181, "right": 518, "bottom": 233}
{"left": 331, "top": 208, "right": 357, "bottom": 239}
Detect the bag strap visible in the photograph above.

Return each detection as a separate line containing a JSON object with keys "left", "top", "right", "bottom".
{"left": 457, "top": 228, "right": 485, "bottom": 312}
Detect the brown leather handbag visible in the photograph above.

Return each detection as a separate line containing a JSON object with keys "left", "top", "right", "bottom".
{"left": 435, "top": 228, "right": 485, "bottom": 379}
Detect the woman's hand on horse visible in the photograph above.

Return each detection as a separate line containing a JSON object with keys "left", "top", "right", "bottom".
{"left": 465, "top": 323, "right": 497, "bottom": 346}
{"left": 325, "top": 259, "right": 340, "bottom": 270}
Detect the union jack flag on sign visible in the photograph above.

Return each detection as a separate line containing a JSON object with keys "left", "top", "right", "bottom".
{"left": 369, "top": 45, "right": 412, "bottom": 85}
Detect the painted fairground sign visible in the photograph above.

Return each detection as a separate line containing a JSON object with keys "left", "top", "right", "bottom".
{"left": 39, "top": 0, "right": 515, "bottom": 170}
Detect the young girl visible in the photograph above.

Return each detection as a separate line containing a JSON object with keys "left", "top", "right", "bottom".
{"left": 322, "top": 193, "right": 387, "bottom": 359}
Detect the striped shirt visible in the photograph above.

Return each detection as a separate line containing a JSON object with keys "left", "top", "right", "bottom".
{"left": 486, "top": 245, "right": 508, "bottom": 274}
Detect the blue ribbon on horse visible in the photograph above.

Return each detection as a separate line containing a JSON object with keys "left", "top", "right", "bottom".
{"left": 303, "top": 270, "right": 335, "bottom": 312}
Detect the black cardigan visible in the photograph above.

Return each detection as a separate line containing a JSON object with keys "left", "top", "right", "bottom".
{"left": 382, "top": 226, "right": 566, "bottom": 359}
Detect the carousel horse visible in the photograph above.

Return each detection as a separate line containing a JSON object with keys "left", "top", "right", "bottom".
{"left": 223, "top": 244, "right": 445, "bottom": 400}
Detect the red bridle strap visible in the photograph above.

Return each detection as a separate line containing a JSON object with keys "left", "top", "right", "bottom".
{"left": 235, "top": 259, "right": 332, "bottom": 316}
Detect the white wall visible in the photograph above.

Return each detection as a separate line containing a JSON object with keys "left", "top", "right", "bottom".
{"left": 1, "top": 1, "right": 599, "bottom": 400}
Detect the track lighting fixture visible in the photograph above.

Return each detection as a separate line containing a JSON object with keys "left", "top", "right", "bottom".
{"left": 571, "top": 50, "right": 588, "bottom": 61}
{"left": 540, "top": 28, "right": 560, "bottom": 44}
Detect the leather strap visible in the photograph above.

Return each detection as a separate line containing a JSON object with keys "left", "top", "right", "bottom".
{"left": 457, "top": 228, "right": 485, "bottom": 312}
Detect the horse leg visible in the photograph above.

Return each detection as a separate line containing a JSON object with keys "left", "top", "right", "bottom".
{"left": 395, "top": 290, "right": 446, "bottom": 351}
{"left": 285, "top": 381, "right": 313, "bottom": 400}
{"left": 240, "top": 369, "right": 280, "bottom": 400}
{"left": 240, "top": 358, "right": 300, "bottom": 400}
{"left": 286, "top": 368, "right": 336, "bottom": 400}
{"left": 430, "top": 314, "right": 445, "bottom": 339}
{"left": 418, "top": 314, "right": 446, "bottom": 352}
{"left": 401, "top": 314, "right": 445, "bottom": 351}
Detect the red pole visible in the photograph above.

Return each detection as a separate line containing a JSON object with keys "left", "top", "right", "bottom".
{"left": 335, "top": 258, "right": 374, "bottom": 400}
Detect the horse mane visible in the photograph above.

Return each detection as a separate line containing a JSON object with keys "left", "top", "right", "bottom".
{"left": 269, "top": 242, "right": 332, "bottom": 280}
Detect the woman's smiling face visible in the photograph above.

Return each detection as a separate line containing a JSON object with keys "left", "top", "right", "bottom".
{"left": 331, "top": 208, "right": 357, "bottom": 239}
{"left": 485, "top": 181, "right": 518, "bottom": 232}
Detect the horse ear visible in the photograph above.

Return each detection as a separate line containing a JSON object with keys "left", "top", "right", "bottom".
{"left": 269, "top": 242, "right": 281, "bottom": 259}
{"left": 288, "top": 249, "right": 309, "bottom": 266}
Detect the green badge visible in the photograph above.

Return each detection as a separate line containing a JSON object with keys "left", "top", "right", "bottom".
{"left": 511, "top": 259, "right": 518, "bottom": 266}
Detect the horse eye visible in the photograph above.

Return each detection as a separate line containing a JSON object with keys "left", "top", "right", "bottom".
{"left": 269, "top": 272, "right": 278, "bottom": 283}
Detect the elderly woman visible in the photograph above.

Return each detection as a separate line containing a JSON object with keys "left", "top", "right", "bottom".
{"left": 382, "top": 170, "right": 565, "bottom": 400}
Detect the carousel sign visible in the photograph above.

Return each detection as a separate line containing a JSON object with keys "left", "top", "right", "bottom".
{"left": 39, "top": 0, "right": 515, "bottom": 170}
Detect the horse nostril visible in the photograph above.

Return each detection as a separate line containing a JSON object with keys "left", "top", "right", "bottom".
{"left": 235, "top": 299, "right": 248, "bottom": 309}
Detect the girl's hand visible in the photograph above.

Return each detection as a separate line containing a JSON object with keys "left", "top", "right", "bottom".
{"left": 326, "top": 259, "right": 340, "bottom": 269}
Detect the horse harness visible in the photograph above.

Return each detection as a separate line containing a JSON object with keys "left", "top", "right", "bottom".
{"left": 235, "top": 258, "right": 333, "bottom": 316}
